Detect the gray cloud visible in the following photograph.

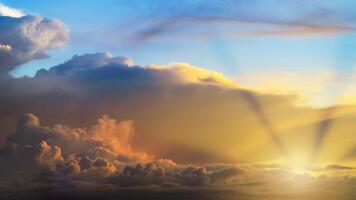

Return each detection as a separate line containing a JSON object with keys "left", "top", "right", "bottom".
{"left": 0, "top": 15, "right": 69, "bottom": 73}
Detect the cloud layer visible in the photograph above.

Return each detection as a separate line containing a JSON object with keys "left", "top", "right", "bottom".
{"left": 1, "top": 51, "right": 356, "bottom": 166}
{"left": 0, "top": 51, "right": 298, "bottom": 163}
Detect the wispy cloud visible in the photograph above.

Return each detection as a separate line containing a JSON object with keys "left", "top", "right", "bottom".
{"left": 103, "top": 0, "right": 356, "bottom": 45}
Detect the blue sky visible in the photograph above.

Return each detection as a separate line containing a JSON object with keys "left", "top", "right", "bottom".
{"left": 3, "top": 0, "right": 356, "bottom": 79}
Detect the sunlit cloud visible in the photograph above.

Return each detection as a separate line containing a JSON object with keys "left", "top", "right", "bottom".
{"left": 237, "top": 71, "right": 356, "bottom": 107}
{"left": 0, "top": 4, "right": 24, "bottom": 18}
{"left": 0, "top": 44, "right": 11, "bottom": 52}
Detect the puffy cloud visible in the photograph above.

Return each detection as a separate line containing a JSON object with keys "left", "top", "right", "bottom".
{"left": 0, "top": 113, "right": 150, "bottom": 183}
{"left": 34, "top": 52, "right": 235, "bottom": 88}
{"left": 0, "top": 113, "right": 251, "bottom": 189}
{"left": 0, "top": 139, "right": 63, "bottom": 179}
{"left": 0, "top": 14, "right": 69, "bottom": 73}
{"left": 4, "top": 113, "right": 150, "bottom": 165}
{"left": 0, "top": 4, "right": 24, "bottom": 18}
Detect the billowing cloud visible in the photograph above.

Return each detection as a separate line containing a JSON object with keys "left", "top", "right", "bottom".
{"left": 0, "top": 113, "right": 158, "bottom": 185}
{"left": 2, "top": 115, "right": 356, "bottom": 200}
{"left": 0, "top": 113, "right": 250, "bottom": 188}
{"left": 0, "top": 13, "right": 69, "bottom": 73}
{"left": 0, "top": 52, "right": 289, "bottom": 163}
{"left": 1, "top": 52, "right": 356, "bottom": 166}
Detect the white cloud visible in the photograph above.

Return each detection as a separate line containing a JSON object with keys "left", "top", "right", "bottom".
{"left": 0, "top": 15, "right": 69, "bottom": 72}
{"left": 0, "top": 4, "right": 24, "bottom": 18}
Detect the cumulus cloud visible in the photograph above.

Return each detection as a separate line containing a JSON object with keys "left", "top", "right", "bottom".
{"left": 0, "top": 4, "right": 24, "bottom": 18}
{"left": 0, "top": 113, "right": 148, "bottom": 181}
{"left": 1, "top": 51, "right": 356, "bottom": 166}
{"left": 1, "top": 114, "right": 356, "bottom": 198}
{"left": 0, "top": 14, "right": 69, "bottom": 73}
{"left": 0, "top": 52, "right": 285, "bottom": 162}
{"left": 5, "top": 113, "right": 150, "bottom": 166}
{"left": 34, "top": 52, "right": 235, "bottom": 87}
{"left": 0, "top": 113, "right": 250, "bottom": 189}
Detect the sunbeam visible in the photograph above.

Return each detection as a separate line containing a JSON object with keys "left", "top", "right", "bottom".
{"left": 240, "top": 90, "right": 289, "bottom": 159}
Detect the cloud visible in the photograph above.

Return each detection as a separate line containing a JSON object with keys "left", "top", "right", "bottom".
{"left": 1, "top": 52, "right": 356, "bottom": 166}
{"left": 0, "top": 4, "right": 24, "bottom": 18}
{"left": 0, "top": 52, "right": 298, "bottom": 163}
{"left": 0, "top": 114, "right": 356, "bottom": 197}
{"left": 34, "top": 52, "right": 235, "bottom": 87}
{"left": 325, "top": 164, "right": 354, "bottom": 171}
{"left": 0, "top": 113, "right": 251, "bottom": 189}
{"left": 1, "top": 113, "right": 356, "bottom": 199}
{"left": 7, "top": 113, "right": 150, "bottom": 163}
{"left": 0, "top": 113, "right": 150, "bottom": 181}
{"left": 124, "top": 17, "right": 354, "bottom": 44}
{"left": 1, "top": 2, "right": 356, "bottom": 198}
{"left": 237, "top": 71, "right": 356, "bottom": 107}
{"left": 0, "top": 14, "right": 69, "bottom": 73}
{"left": 94, "top": 0, "right": 355, "bottom": 47}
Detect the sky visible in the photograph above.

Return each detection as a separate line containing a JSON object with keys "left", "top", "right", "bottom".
{"left": 1, "top": 1, "right": 356, "bottom": 199}
{"left": 3, "top": 0, "right": 356, "bottom": 107}
{"left": 4, "top": 0, "right": 356, "bottom": 74}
